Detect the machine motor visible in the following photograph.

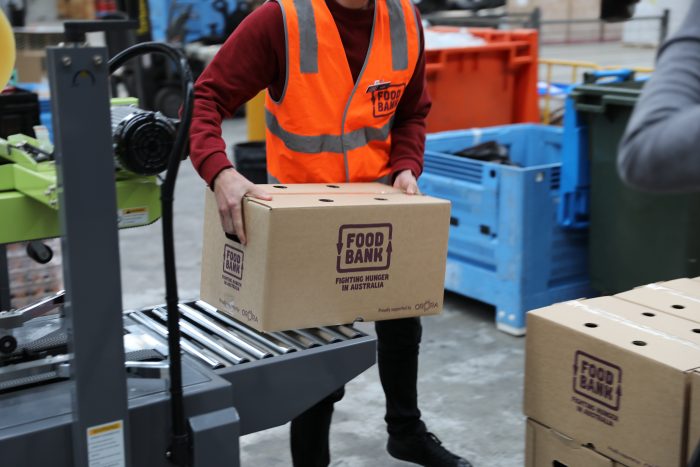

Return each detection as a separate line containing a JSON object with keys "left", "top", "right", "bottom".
{"left": 111, "top": 105, "right": 177, "bottom": 176}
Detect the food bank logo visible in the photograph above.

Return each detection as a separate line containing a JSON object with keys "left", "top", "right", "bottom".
{"left": 573, "top": 351, "right": 622, "bottom": 411}
{"left": 371, "top": 84, "right": 405, "bottom": 118}
{"left": 223, "top": 245, "right": 244, "bottom": 281}
{"left": 336, "top": 224, "right": 393, "bottom": 273}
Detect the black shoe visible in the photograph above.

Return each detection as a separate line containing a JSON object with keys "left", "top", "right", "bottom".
{"left": 387, "top": 432, "right": 473, "bottom": 467}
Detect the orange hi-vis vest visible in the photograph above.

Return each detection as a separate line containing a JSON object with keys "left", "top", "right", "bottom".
{"left": 265, "top": 0, "right": 420, "bottom": 184}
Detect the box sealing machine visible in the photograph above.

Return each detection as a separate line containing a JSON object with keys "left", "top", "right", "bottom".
{"left": 0, "top": 20, "right": 376, "bottom": 467}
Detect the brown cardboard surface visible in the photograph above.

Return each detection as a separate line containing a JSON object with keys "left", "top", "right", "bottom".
{"left": 661, "top": 278, "right": 700, "bottom": 299}
{"left": 689, "top": 371, "right": 700, "bottom": 463}
{"left": 263, "top": 183, "right": 403, "bottom": 195}
{"left": 524, "top": 297, "right": 700, "bottom": 467}
{"left": 617, "top": 280, "right": 700, "bottom": 324}
{"left": 200, "top": 183, "right": 450, "bottom": 331}
{"left": 58, "top": 0, "right": 95, "bottom": 19}
{"left": 585, "top": 296, "right": 700, "bottom": 342}
{"left": 526, "top": 419, "right": 617, "bottom": 467}
{"left": 15, "top": 50, "right": 46, "bottom": 83}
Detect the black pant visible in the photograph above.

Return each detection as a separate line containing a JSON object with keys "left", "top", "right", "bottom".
{"left": 290, "top": 317, "right": 426, "bottom": 467}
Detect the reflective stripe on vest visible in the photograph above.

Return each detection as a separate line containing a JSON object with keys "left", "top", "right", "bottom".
{"left": 266, "top": 109, "right": 394, "bottom": 154}
{"left": 265, "top": 0, "right": 420, "bottom": 184}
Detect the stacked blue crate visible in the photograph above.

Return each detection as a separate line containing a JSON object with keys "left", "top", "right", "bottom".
{"left": 419, "top": 124, "right": 592, "bottom": 335}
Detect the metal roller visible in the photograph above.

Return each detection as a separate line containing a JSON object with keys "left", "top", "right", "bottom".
{"left": 178, "top": 304, "right": 272, "bottom": 360}
{"left": 280, "top": 331, "right": 321, "bottom": 349}
{"left": 151, "top": 308, "right": 250, "bottom": 365}
{"left": 267, "top": 332, "right": 305, "bottom": 352}
{"left": 292, "top": 329, "right": 326, "bottom": 347}
{"left": 331, "top": 325, "right": 363, "bottom": 339}
{"left": 315, "top": 327, "right": 345, "bottom": 344}
{"left": 194, "top": 301, "right": 295, "bottom": 354}
{"left": 129, "top": 311, "right": 224, "bottom": 370}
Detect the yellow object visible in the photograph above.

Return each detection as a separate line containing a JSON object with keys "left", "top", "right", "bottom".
{"left": 0, "top": 9, "right": 15, "bottom": 89}
{"left": 246, "top": 91, "right": 266, "bottom": 142}
{"left": 538, "top": 58, "right": 654, "bottom": 124}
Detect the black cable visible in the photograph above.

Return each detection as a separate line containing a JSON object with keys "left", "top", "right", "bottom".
{"left": 109, "top": 42, "right": 194, "bottom": 467}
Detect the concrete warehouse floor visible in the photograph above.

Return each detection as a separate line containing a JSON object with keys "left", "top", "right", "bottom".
{"left": 116, "top": 42, "right": 656, "bottom": 466}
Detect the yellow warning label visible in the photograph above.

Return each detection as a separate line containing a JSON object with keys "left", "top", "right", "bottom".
{"left": 87, "top": 419, "right": 125, "bottom": 467}
{"left": 88, "top": 421, "right": 122, "bottom": 437}
{"left": 122, "top": 207, "right": 147, "bottom": 215}
{"left": 118, "top": 206, "right": 149, "bottom": 228}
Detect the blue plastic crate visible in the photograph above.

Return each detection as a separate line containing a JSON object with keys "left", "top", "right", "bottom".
{"left": 39, "top": 97, "right": 52, "bottom": 142}
{"left": 420, "top": 124, "right": 593, "bottom": 335}
{"left": 558, "top": 96, "right": 590, "bottom": 229}
{"left": 557, "top": 69, "right": 649, "bottom": 230}
{"left": 148, "top": 0, "right": 238, "bottom": 43}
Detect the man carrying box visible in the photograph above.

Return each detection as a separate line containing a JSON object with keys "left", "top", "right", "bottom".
{"left": 189, "top": 0, "right": 469, "bottom": 465}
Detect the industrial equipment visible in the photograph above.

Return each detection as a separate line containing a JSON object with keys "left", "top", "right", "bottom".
{"left": 0, "top": 18, "right": 376, "bottom": 467}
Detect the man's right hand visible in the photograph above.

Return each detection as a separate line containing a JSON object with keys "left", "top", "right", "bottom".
{"left": 213, "top": 168, "right": 272, "bottom": 245}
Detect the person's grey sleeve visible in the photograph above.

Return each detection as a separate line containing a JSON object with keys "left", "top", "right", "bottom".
{"left": 618, "top": 0, "right": 700, "bottom": 192}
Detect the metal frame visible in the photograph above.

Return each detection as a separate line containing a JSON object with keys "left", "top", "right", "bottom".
{"left": 0, "top": 352, "right": 241, "bottom": 467}
{"left": 47, "top": 45, "right": 132, "bottom": 466}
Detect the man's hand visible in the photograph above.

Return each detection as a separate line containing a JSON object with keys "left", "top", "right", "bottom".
{"left": 393, "top": 169, "right": 420, "bottom": 195}
{"left": 213, "top": 168, "right": 272, "bottom": 245}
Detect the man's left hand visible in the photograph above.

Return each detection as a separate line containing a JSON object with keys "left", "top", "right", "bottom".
{"left": 393, "top": 169, "right": 420, "bottom": 195}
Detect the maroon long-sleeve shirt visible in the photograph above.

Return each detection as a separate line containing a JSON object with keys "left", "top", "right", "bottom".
{"left": 189, "top": 0, "right": 431, "bottom": 186}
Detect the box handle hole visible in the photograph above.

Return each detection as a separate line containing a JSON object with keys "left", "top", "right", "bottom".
{"left": 553, "top": 462, "right": 568, "bottom": 467}
{"left": 319, "top": 199, "right": 334, "bottom": 202}
{"left": 225, "top": 233, "right": 241, "bottom": 244}
{"left": 375, "top": 197, "right": 388, "bottom": 201}
{"left": 672, "top": 304, "right": 685, "bottom": 310}
{"left": 326, "top": 185, "right": 340, "bottom": 188}
{"left": 584, "top": 323, "right": 598, "bottom": 328}
{"left": 273, "top": 185, "right": 287, "bottom": 189}
{"left": 632, "top": 340, "right": 647, "bottom": 346}
{"left": 693, "top": 329, "right": 700, "bottom": 334}
{"left": 642, "top": 312, "right": 655, "bottom": 317}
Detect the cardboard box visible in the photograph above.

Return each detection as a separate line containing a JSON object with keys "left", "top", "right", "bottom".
{"left": 526, "top": 419, "right": 619, "bottom": 467}
{"left": 14, "top": 50, "right": 46, "bottom": 83}
{"left": 617, "top": 279, "right": 700, "bottom": 324}
{"left": 616, "top": 280, "right": 700, "bottom": 463}
{"left": 689, "top": 371, "right": 700, "bottom": 463}
{"left": 58, "top": 0, "right": 95, "bottom": 19}
{"left": 200, "top": 183, "right": 450, "bottom": 332}
{"left": 660, "top": 278, "right": 700, "bottom": 300}
{"left": 524, "top": 296, "right": 700, "bottom": 467}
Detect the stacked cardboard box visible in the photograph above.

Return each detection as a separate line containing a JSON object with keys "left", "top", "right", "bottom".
{"left": 6, "top": 239, "right": 63, "bottom": 309}
{"left": 526, "top": 419, "right": 622, "bottom": 467}
{"left": 13, "top": 27, "right": 64, "bottom": 83}
{"left": 57, "top": 0, "right": 95, "bottom": 19}
{"left": 524, "top": 277, "right": 700, "bottom": 466}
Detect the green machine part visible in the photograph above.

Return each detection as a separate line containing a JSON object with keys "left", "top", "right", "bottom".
{"left": 0, "top": 134, "right": 161, "bottom": 244}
